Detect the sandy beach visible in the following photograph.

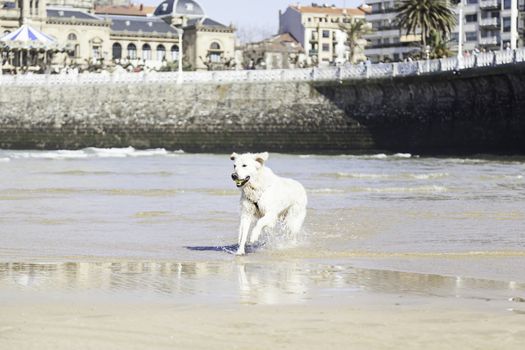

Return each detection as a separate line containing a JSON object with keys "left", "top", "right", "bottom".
{"left": 1, "top": 298, "right": 525, "bottom": 350}
{"left": 1, "top": 151, "right": 525, "bottom": 349}
{"left": 1, "top": 258, "right": 525, "bottom": 350}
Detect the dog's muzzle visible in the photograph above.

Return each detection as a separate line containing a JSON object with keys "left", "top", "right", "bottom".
{"left": 231, "top": 173, "right": 250, "bottom": 188}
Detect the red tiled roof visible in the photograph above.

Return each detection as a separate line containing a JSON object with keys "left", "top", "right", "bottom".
{"left": 290, "top": 5, "right": 366, "bottom": 16}
{"left": 94, "top": 4, "right": 156, "bottom": 17}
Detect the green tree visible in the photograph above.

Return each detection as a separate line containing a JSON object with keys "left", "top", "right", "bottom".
{"left": 396, "top": 0, "right": 457, "bottom": 55}
{"left": 428, "top": 30, "right": 453, "bottom": 59}
{"left": 340, "top": 18, "right": 371, "bottom": 63}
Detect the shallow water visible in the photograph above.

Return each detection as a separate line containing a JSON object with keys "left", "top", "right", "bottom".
{"left": 0, "top": 148, "right": 524, "bottom": 306}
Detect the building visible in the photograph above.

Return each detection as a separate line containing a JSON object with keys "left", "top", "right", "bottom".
{"left": 240, "top": 32, "right": 304, "bottom": 69}
{"left": 278, "top": 3, "right": 368, "bottom": 66}
{"left": 365, "top": 0, "right": 525, "bottom": 63}
{"left": 0, "top": 0, "right": 236, "bottom": 71}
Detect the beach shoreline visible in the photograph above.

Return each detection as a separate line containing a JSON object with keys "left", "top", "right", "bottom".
{"left": 1, "top": 297, "right": 524, "bottom": 350}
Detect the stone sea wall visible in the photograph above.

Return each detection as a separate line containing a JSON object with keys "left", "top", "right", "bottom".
{"left": 0, "top": 63, "right": 524, "bottom": 154}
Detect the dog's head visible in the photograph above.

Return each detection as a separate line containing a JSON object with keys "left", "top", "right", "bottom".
{"left": 230, "top": 152, "right": 269, "bottom": 188}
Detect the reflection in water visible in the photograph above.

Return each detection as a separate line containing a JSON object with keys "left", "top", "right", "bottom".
{"left": 1, "top": 261, "right": 523, "bottom": 305}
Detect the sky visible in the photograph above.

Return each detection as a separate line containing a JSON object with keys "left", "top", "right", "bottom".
{"left": 138, "top": 0, "right": 363, "bottom": 41}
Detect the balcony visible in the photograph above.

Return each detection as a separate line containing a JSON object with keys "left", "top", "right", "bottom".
{"left": 479, "top": 36, "right": 499, "bottom": 45}
{"left": 0, "top": 8, "right": 20, "bottom": 20}
{"left": 479, "top": 17, "right": 500, "bottom": 28}
{"left": 479, "top": 0, "right": 501, "bottom": 10}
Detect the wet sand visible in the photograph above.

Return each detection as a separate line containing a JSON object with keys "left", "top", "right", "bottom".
{"left": 1, "top": 260, "right": 525, "bottom": 349}
{"left": 1, "top": 299, "right": 524, "bottom": 350}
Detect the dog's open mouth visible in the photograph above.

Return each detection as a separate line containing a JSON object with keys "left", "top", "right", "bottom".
{"left": 234, "top": 176, "right": 250, "bottom": 188}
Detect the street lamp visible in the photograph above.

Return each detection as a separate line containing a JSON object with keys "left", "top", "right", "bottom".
{"left": 451, "top": 0, "right": 464, "bottom": 58}
{"left": 511, "top": 0, "right": 518, "bottom": 50}
{"left": 177, "top": 28, "right": 183, "bottom": 84}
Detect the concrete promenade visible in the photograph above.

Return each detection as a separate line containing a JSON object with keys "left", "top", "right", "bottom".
{"left": 0, "top": 49, "right": 524, "bottom": 154}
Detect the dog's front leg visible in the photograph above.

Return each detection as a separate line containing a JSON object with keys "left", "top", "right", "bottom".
{"left": 249, "top": 213, "right": 277, "bottom": 244}
{"left": 237, "top": 212, "right": 253, "bottom": 255}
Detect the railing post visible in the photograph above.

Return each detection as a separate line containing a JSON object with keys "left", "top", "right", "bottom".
{"left": 456, "top": 56, "right": 463, "bottom": 70}
{"left": 365, "top": 61, "right": 371, "bottom": 79}
{"left": 392, "top": 63, "right": 397, "bottom": 77}
{"left": 492, "top": 51, "right": 497, "bottom": 66}
{"left": 513, "top": 49, "right": 517, "bottom": 63}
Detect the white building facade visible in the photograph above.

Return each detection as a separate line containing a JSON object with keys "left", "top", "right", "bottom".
{"left": 279, "top": 4, "right": 367, "bottom": 65}
{"left": 365, "top": 0, "right": 525, "bottom": 62}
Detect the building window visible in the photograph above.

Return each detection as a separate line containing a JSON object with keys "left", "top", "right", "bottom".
{"left": 465, "top": 31, "right": 478, "bottom": 42}
{"left": 322, "top": 30, "right": 330, "bottom": 38}
{"left": 503, "top": 17, "right": 511, "bottom": 32}
{"left": 504, "top": 0, "right": 511, "bottom": 9}
{"left": 208, "top": 42, "right": 222, "bottom": 63}
{"left": 127, "top": 43, "right": 137, "bottom": 59}
{"left": 112, "top": 43, "right": 122, "bottom": 60}
{"left": 157, "top": 44, "right": 166, "bottom": 61}
{"left": 322, "top": 43, "right": 330, "bottom": 52}
{"left": 90, "top": 37, "right": 103, "bottom": 60}
{"left": 67, "top": 33, "right": 77, "bottom": 41}
{"left": 465, "top": 14, "right": 477, "bottom": 23}
{"left": 92, "top": 46, "right": 101, "bottom": 59}
{"left": 142, "top": 43, "right": 152, "bottom": 60}
{"left": 68, "top": 44, "right": 80, "bottom": 58}
{"left": 466, "top": 0, "right": 478, "bottom": 3}
{"left": 170, "top": 44, "right": 179, "bottom": 61}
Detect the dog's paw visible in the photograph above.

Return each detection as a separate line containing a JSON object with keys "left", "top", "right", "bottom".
{"left": 235, "top": 249, "right": 246, "bottom": 256}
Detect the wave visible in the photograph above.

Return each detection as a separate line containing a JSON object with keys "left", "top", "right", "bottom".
{"left": 299, "top": 153, "right": 414, "bottom": 160}
{"left": 0, "top": 158, "right": 10, "bottom": 162}
{"left": 0, "top": 147, "right": 182, "bottom": 160}
{"left": 324, "top": 172, "right": 449, "bottom": 180}
{"left": 362, "top": 185, "right": 448, "bottom": 193}
{"left": 360, "top": 153, "right": 413, "bottom": 160}
{"left": 308, "top": 186, "right": 448, "bottom": 194}
{"left": 267, "top": 249, "right": 525, "bottom": 260}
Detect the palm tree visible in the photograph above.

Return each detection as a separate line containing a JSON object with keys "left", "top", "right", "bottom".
{"left": 396, "top": 0, "right": 456, "bottom": 54}
{"left": 428, "top": 30, "right": 453, "bottom": 59}
{"left": 339, "top": 18, "right": 371, "bottom": 63}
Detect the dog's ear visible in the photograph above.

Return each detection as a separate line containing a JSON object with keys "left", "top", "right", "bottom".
{"left": 254, "top": 152, "right": 269, "bottom": 166}
{"left": 230, "top": 152, "right": 238, "bottom": 161}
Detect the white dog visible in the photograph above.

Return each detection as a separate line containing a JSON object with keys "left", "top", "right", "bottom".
{"left": 230, "top": 152, "right": 307, "bottom": 255}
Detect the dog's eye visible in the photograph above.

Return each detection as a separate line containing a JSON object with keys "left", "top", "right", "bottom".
{"left": 242, "top": 164, "right": 247, "bottom": 168}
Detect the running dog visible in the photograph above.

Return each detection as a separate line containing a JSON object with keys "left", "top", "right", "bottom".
{"left": 230, "top": 152, "right": 307, "bottom": 255}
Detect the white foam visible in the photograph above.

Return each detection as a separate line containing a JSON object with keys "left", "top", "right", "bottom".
{"left": 308, "top": 188, "right": 346, "bottom": 194}
{"left": 5, "top": 147, "right": 175, "bottom": 160}
{"left": 332, "top": 172, "right": 449, "bottom": 180}
{"left": 370, "top": 153, "right": 388, "bottom": 159}
{"left": 335, "top": 172, "right": 390, "bottom": 179}
{"left": 363, "top": 185, "right": 448, "bottom": 193}
{"left": 0, "top": 157, "right": 10, "bottom": 162}
{"left": 410, "top": 173, "right": 449, "bottom": 180}
{"left": 11, "top": 150, "right": 90, "bottom": 160}
{"left": 393, "top": 153, "right": 412, "bottom": 158}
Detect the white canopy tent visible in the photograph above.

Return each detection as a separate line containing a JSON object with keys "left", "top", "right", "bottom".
{"left": 0, "top": 24, "right": 65, "bottom": 73}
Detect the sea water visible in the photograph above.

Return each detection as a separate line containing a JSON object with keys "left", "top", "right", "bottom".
{"left": 0, "top": 148, "right": 524, "bottom": 305}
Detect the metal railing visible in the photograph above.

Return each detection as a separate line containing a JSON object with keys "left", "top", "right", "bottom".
{"left": 1, "top": 47, "right": 524, "bottom": 86}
